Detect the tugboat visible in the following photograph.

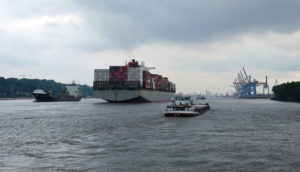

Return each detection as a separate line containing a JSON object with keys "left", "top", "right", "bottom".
{"left": 164, "top": 95, "right": 210, "bottom": 117}
{"left": 32, "top": 83, "right": 82, "bottom": 102}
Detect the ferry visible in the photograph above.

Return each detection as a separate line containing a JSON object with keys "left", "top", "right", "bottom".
{"left": 165, "top": 95, "right": 210, "bottom": 117}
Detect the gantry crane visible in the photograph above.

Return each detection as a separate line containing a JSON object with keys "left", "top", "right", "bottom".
{"left": 233, "top": 68, "right": 270, "bottom": 98}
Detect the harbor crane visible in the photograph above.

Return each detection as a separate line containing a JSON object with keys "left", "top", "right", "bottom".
{"left": 233, "top": 68, "right": 270, "bottom": 98}
{"left": 19, "top": 75, "right": 32, "bottom": 78}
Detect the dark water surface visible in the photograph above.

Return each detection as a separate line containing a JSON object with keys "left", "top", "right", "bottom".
{"left": 0, "top": 98, "right": 299, "bottom": 172}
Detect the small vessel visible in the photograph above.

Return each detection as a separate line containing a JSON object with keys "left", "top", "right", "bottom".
{"left": 32, "top": 83, "right": 82, "bottom": 102}
{"left": 164, "top": 95, "right": 210, "bottom": 117}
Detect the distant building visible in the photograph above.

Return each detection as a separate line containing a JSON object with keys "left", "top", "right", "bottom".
{"left": 205, "top": 90, "right": 212, "bottom": 98}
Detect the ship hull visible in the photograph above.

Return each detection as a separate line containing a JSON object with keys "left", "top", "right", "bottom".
{"left": 32, "top": 93, "right": 56, "bottom": 102}
{"left": 165, "top": 111, "right": 199, "bottom": 117}
{"left": 56, "top": 97, "right": 82, "bottom": 102}
{"left": 32, "top": 93, "right": 81, "bottom": 102}
{"left": 93, "top": 89, "right": 174, "bottom": 103}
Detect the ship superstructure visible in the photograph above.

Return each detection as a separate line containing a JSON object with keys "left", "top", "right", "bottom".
{"left": 93, "top": 59, "right": 176, "bottom": 102}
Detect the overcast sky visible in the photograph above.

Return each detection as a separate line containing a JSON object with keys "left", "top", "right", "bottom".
{"left": 1, "top": 0, "right": 300, "bottom": 93}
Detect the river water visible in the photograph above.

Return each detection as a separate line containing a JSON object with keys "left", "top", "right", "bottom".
{"left": 0, "top": 98, "right": 299, "bottom": 172}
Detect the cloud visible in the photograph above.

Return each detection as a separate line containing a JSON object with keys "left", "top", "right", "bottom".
{"left": 73, "top": 0, "right": 300, "bottom": 48}
{"left": 0, "top": 0, "right": 300, "bottom": 93}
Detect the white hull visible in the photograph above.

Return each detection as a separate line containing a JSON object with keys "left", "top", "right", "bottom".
{"left": 164, "top": 111, "right": 199, "bottom": 116}
{"left": 93, "top": 89, "right": 174, "bottom": 102}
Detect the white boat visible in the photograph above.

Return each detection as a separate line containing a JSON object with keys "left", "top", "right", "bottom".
{"left": 164, "top": 95, "right": 210, "bottom": 117}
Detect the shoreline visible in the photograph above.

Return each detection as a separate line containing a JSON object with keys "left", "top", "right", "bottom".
{"left": 0, "top": 97, "right": 94, "bottom": 101}
{"left": 271, "top": 97, "right": 300, "bottom": 103}
{"left": 0, "top": 98, "right": 34, "bottom": 100}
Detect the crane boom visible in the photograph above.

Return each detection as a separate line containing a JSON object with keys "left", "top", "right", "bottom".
{"left": 242, "top": 67, "right": 249, "bottom": 82}
{"left": 240, "top": 71, "right": 246, "bottom": 84}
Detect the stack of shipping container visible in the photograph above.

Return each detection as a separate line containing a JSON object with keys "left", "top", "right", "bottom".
{"left": 143, "top": 71, "right": 151, "bottom": 89}
{"left": 94, "top": 62, "right": 176, "bottom": 92}
{"left": 128, "top": 67, "right": 143, "bottom": 89}
{"left": 93, "top": 69, "right": 109, "bottom": 89}
{"left": 109, "top": 66, "right": 128, "bottom": 82}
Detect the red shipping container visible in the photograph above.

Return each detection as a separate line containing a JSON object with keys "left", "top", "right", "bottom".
{"left": 109, "top": 66, "right": 128, "bottom": 82}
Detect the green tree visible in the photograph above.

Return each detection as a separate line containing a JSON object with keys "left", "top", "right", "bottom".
{"left": 272, "top": 81, "right": 300, "bottom": 102}
{"left": 0, "top": 77, "right": 93, "bottom": 98}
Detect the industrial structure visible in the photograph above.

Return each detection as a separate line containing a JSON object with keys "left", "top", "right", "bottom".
{"left": 233, "top": 68, "right": 270, "bottom": 98}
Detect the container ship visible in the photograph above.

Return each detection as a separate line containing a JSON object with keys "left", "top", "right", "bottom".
{"left": 32, "top": 83, "right": 82, "bottom": 102}
{"left": 93, "top": 59, "right": 176, "bottom": 102}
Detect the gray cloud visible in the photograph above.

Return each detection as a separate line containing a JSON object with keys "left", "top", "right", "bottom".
{"left": 0, "top": 0, "right": 76, "bottom": 18}
{"left": 2, "top": 0, "right": 300, "bottom": 51}
{"left": 1, "top": 0, "right": 300, "bottom": 91}
{"left": 74, "top": 0, "right": 300, "bottom": 48}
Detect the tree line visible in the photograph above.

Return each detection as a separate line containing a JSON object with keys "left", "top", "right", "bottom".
{"left": 0, "top": 77, "right": 93, "bottom": 98}
{"left": 272, "top": 81, "right": 300, "bottom": 102}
